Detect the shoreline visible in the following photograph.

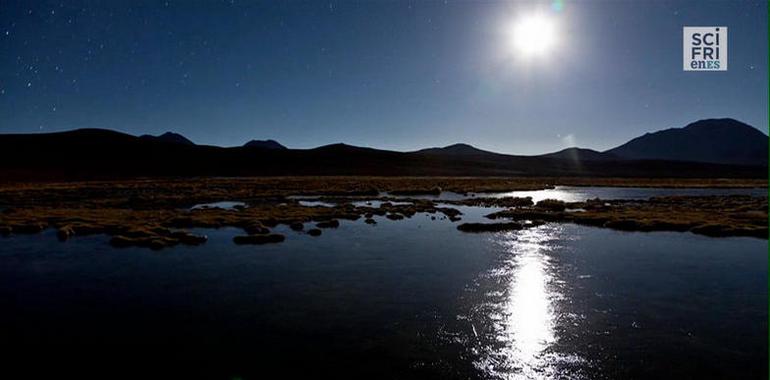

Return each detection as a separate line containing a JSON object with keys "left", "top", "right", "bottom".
{"left": 0, "top": 177, "right": 766, "bottom": 248}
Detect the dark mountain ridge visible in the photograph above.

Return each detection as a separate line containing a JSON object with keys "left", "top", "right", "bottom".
{"left": 243, "top": 139, "right": 286, "bottom": 150}
{"left": 0, "top": 119, "right": 765, "bottom": 181}
{"left": 605, "top": 118, "right": 767, "bottom": 165}
{"left": 539, "top": 147, "right": 618, "bottom": 161}
{"left": 140, "top": 131, "right": 195, "bottom": 145}
{"left": 415, "top": 143, "right": 499, "bottom": 156}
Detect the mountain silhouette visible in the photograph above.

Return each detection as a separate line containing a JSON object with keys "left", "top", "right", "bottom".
{"left": 605, "top": 118, "right": 768, "bottom": 165}
{"left": 140, "top": 132, "right": 195, "bottom": 145}
{"left": 539, "top": 147, "right": 618, "bottom": 161}
{"left": 415, "top": 143, "right": 498, "bottom": 156}
{"left": 0, "top": 119, "right": 765, "bottom": 181}
{"left": 243, "top": 139, "right": 286, "bottom": 150}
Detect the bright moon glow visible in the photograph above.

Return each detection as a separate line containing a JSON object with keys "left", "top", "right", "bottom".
{"left": 510, "top": 14, "right": 558, "bottom": 58}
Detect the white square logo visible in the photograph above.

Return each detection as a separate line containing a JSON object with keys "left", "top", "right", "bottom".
{"left": 683, "top": 26, "right": 727, "bottom": 71}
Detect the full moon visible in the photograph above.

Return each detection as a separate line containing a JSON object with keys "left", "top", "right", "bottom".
{"left": 509, "top": 14, "right": 557, "bottom": 58}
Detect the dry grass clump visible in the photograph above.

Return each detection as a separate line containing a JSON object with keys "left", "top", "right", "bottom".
{"left": 449, "top": 196, "right": 534, "bottom": 208}
{"left": 109, "top": 229, "right": 207, "bottom": 250}
{"left": 0, "top": 195, "right": 466, "bottom": 249}
{"left": 316, "top": 219, "right": 340, "bottom": 228}
{"left": 389, "top": 186, "right": 443, "bottom": 196}
{"left": 535, "top": 199, "right": 567, "bottom": 211}
{"left": 487, "top": 195, "right": 768, "bottom": 238}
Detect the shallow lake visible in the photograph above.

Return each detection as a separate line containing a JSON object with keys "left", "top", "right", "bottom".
{"left": 487, "top": 185, "right": 767, "bottom": 203}
{"left": 0, "top": 188, "right": 766, "bottom": 378}
{"left": 386, "top": 186, "right": 766, "bottom": 203}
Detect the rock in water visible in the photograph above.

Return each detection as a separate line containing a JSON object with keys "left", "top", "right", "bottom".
{"left": 233, "top": 233, "right": 286, "bottom": 245}
{"left": 170, "top": 231, "right": 208, "bottom": 245}
{"left": 457, "top": 222, "right": 524, "bottom": 233}
{"left": 57, "top": 225, "right": 75, "bottom": 241}
{"left": 316, "top": 220, "right": 340, "bottom": 228}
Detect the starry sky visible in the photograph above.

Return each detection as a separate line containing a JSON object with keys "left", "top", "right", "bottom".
{"left": 0, "top": 0, "right": 767, "bottom": 154}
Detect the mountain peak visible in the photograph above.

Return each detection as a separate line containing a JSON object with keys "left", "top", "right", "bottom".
{"left": 140, "top": 132, "right": 195, "bottom": 145}
{"left": 606, "top": 118, "right": 767, "bottom": 166}
{"left": 683, "top": 118, "right": 764, "bottom": 135}
{"left": 416, "top": 143, "right": 494, "bottom": 156}
{"left": 243, "top": 139, "right": 287, "bottom": 150}
{"left": 540, "top": 147, "right": 616, "bottom": 161}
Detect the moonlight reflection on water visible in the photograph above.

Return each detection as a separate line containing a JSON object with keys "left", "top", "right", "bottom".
{"left": 473, "top": 225, "right": 577, "bottom": 380}
{"left": 505, "top": 230, "right": 555, "bottom": 378}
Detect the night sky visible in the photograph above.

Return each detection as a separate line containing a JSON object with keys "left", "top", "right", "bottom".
{"left": 0, "top": 0, "right": 767, "bottom": 154}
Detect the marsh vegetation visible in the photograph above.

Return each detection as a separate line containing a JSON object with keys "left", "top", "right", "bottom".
{"left": 0, "top": 177, "right": 765, "bottom": 249}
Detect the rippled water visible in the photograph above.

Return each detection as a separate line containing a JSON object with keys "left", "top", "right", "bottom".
{"left": 0, "top": 191, "right": 766, "bottom": 378}
{"left": 467, "top": 227, "right": 564, "bottom": 379}
{"left": 455, "top": 224, "right": 767, "bottom": 379}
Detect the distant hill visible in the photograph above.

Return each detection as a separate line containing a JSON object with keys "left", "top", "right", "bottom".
{"left": 605, "top": 118, "right": 768, "bottom": 166}
{"left": 243, "top": 139, "right": 286, "bottom": 150}
{"left": 539, "top": 147, "right": 617, "bottom": 161}
{"left": 415, "top": 143, "right": 498, "bottom": 156}
{"left": 0, "top": 119, "right": 765, "bottom": 181}
{"left": 140, "top": 132, "right": 195, "bottom": 145}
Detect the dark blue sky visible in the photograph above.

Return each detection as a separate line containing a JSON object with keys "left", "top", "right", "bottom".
{"left": 1, "top": 0, "right": 767, "bottom": 154}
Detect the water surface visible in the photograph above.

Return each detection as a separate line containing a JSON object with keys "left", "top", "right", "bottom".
{"left": 488, "top": 186, "right": 767, "bottom": 203}
{"left": 0, "top": 188, "right": 766, "bottom": 378}
{"left": 390, "top": 186, "right": 766, "bottom": 203}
